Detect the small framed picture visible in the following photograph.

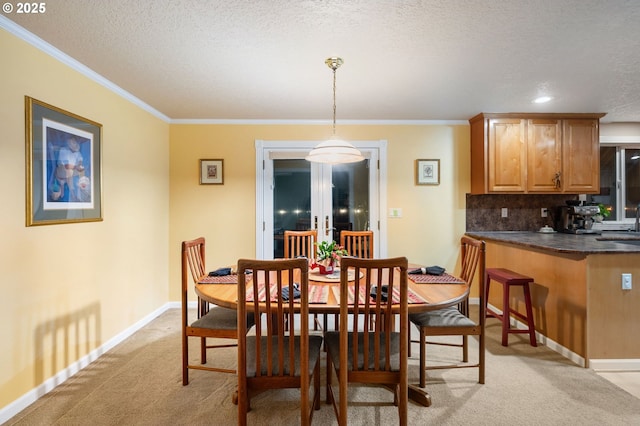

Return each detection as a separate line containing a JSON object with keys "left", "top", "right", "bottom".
{"left": 200, "top": 159, "right": 224, "bottom": 185}
{"left": 415, "top": 159, "right": 440, "bottom": 185}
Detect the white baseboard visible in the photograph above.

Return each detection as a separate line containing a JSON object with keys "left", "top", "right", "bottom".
{"left": 589, "top": 359, "right": 640, "bottom": 371}
{"left": 484, "top": 302, "right": 586, "bottom": 368}
{"left": 0, "top": 303, "right": 173, "bottom": 425}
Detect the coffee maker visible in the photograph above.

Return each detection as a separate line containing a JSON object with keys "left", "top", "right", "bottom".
{"left": 555, "top": 203, "right": 601, "bottom": 234}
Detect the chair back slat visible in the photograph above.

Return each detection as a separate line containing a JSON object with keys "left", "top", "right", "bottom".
{"left": 340, "top": 230, "right": 374, "bottom": 259}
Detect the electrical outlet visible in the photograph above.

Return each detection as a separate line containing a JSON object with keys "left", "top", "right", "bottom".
{"left": 501, "top": 208, "right": 508, "bottom": 218}
{"left": 622, "top": 273, "right": 632, "bottom": 290}
{"left": 541, "top": 208, "right": 548, "bottom": 218}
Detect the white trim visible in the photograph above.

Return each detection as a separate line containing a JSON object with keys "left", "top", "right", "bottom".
{"left": 600, "top": 136, "right": 640, "bottom": 144}
{"left": 171, "top": 118, "right": 468, "bottom": 125}
{"left": 1, "top": 16, "right": 170, "bottom": 122}
{"left": 0, "top": 303, "right": 173, "bottom": 425}
{"left": 590, "top": 359, "right": 640, "bottom": 371}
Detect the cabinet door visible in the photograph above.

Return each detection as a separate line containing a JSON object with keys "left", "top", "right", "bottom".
{"left": 527, "top": 119, "right": 562, "bottom": 192}
{"left": 562, "top": 119, "right": 600, "bottom": 193}
{"left": 488, "top": 118, "right": 526, "bottom": 192}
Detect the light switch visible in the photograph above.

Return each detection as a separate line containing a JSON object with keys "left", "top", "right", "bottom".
{"left": 389, "top": 208, "right": 402, "bottom": 218}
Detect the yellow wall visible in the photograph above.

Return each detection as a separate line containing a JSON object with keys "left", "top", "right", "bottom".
{"left": 2, "top": 25, "right": 470, "bottom": 413}
{"left": 0, "top": 30, "right": 170, "bottom": 407}
{"left": 169, "top": 124, "right": 470, "bottom": 301}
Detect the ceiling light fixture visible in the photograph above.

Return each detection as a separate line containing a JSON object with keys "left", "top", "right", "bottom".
{"left": 305, "top": 57, "right": 365, "bottom": 164}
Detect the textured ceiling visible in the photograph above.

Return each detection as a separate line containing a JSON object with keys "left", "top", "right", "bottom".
{"left": 5, "top": 0, "right": 640, "bottom": 123}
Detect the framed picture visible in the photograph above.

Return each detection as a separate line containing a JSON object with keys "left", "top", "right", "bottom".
{"left": 200, "top": 159, "right": 224, "bottom": 185}
{"left": 25, "top": 96, "right": 103, "bottom": 226}
{"left": 415, "top": 159, "right": 440, "bottom": 185}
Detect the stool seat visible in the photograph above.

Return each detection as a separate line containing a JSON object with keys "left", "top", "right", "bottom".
{"left": 485, "top": 268, "right": 537, "bottom": 347}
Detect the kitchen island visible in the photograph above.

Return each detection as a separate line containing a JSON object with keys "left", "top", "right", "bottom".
{"left": 467, "top": 231, "right": 640, "bottom": 369}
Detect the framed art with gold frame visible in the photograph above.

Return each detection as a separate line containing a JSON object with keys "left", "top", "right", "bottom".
{"left": 25, "top": 96, "right": 103, "bottom": 226}
{"left": 415, "top": 159, "right": 440, "bottom": 185}
{"left": 200, "top": 159, "right": 224, "bottom": 185}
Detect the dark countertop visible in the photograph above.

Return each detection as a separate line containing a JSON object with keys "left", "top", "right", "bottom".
{"left": 466, "top": 231, "right": 640, "bottom": 254}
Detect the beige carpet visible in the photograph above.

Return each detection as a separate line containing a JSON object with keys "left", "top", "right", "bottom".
{"left": 6, "top": 308, "right": 640, "bottom": 426}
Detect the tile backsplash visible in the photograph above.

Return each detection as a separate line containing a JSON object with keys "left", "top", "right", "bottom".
{"left": 466, "top": 194, "right": 579, "bottom": 232}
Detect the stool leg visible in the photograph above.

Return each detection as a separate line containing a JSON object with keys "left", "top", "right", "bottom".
{"left": 502, "top": 282, "right": 510, "bottom": 346}
{"left": 523, "top": 283, "right": 537, "bottom": 347}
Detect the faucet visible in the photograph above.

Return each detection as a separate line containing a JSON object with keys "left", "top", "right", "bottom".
{"left": 636, "top": 204, "right": 640, "bottom": 232}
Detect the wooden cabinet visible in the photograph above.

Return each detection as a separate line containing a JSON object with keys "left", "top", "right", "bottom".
{"left": 470, "top": 113, "right": 605, "bottom": 194}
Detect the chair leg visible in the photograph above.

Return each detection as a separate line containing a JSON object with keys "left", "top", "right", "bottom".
{"left": 326, "top": 353, "right": 333, "bottom": 404}
{"left": 200, "top": 336, "right": 207, "bottom": 364}
{"left": 314, "top": 359, "right": 321, "bottom": 410}
{"left": 419, "top": 327, "right": 426, "bottom": 388}
{"left": 462, "top": 335, "right": 469, "bottom": 362}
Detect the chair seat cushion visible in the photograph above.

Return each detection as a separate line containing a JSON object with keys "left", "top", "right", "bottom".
{"left": 192, "top": 306, "right": 255, "bottom": 330}
{"left": 245, "top": 335, "right": 323, "bottom": 377}
{"left": 409, "top": 306, "right": 475, "bottom": 328}
{"left": 324, "top": 331, "right": 401, "bottom": 371}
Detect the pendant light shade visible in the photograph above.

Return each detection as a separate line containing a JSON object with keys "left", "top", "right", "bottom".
{"left": 306, "top": 57, "right": 364, "bottom": 164}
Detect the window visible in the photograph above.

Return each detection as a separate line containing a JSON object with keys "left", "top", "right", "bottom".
{"left": 589, "top": 145, "right": 640, "bottom": 227}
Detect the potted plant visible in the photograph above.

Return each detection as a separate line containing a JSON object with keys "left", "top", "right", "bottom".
{"left": 594, "top": 203, "right": 611, "bottom": 222}
{"left": 314, "top": 240, "right": 348, "bottom": 274}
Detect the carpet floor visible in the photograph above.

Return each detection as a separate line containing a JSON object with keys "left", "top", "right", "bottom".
{"left": 6, "top": 308, "right": 640, "bottom": 425}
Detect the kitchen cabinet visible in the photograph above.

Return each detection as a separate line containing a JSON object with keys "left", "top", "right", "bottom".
{"left": 469, "top": 113, "right": 605, "bottom": 194}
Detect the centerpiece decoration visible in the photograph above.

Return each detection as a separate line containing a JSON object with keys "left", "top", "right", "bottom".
{"left": 313, "top": 240, "right": 348, "bottom": 275}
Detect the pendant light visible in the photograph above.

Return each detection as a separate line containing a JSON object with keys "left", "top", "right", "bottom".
{"left": 306, "top": 57, "right": 365, "bottom": 164}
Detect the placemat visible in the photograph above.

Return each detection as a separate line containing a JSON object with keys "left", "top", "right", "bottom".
{"left": 198, "top": 274, "right": 240, "bottom": 284}
{"left": 408, "top": 273, "right": 465, "bottom": 284}
{"left": 245, "top": 283, "right": 329, "bottom": 304}
{"left": 331, "top": 285, "right": 427, "bottom": 305}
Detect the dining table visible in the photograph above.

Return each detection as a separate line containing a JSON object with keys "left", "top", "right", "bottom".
{"left": 195, "top": 264, "right": 469, "bottom": 407}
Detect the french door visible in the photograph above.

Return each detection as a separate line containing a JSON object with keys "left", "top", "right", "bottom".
{"left": 255, "top": 140, "right": 387, "bottom": 259}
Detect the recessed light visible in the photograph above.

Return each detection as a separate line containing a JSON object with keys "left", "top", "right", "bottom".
{"left": 533, "top": 96, "right": 553, "bottom": 104}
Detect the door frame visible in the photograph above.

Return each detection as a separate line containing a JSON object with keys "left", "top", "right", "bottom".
{"left": 255, "top": 139, "right": 388, "bottom": 259}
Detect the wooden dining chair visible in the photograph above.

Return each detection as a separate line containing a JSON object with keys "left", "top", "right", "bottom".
{"left": 284, "top": 229, "right": 317, "bottom": 260}
{"left": 340, "top": 230, "right": 374, "bottom": 259}
{"left": 408, "top": 235, "right": 486, "bottom": 387}
{"left": 325, "top": 256, "right": 409, "bottom": 426}
{"left": 237, "top": 258, "right": 323, "bottom": 426}
{"left": 283, "top": 230, "right": 322, "bottom": 330}
{"left": 181, "top": 237, "right": 255, "bottom": 385}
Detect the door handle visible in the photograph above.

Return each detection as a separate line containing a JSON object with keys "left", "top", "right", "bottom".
{"left": 325, "top": 216, "right": 330, "bottom": 236}
{"left": 314, "top": 216, "right": 318, "bottom": 230}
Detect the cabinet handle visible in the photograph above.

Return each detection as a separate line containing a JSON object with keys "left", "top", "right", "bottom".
{"left": 553, "top": 172, "right": 562, "bottom": 189}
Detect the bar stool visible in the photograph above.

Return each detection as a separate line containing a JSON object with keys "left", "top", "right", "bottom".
{"left": 485, "top": 268, "right": 537, "bottom": 347}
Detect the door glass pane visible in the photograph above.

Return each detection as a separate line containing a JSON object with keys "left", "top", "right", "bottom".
{"left": 332, "top": 160, "right": 370, "bottom": 242}
{"left": 624, "top": 148, "right": 640, "bottom": 219}
{"left": 273, "top": 159, "right": 311, "bottom": 258}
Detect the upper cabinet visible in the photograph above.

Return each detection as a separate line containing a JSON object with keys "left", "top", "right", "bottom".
{"left": 469, "top": 113, "right": 605, "bottom": 194}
